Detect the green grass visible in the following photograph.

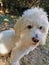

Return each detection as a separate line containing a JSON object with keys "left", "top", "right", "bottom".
{"left": 0, "top": 14, "right": 14, "bottom": 26}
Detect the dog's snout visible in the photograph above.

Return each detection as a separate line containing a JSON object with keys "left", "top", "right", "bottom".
{"left": 32, "top": 37, "right": 39, "bottom": 43}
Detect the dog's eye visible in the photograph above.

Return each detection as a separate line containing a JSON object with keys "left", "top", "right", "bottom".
{"left": 27, "top": 25, "right": 32, "bottom": 29}
{"left": 39, "top": 26, "right": 42, "bottom": 30}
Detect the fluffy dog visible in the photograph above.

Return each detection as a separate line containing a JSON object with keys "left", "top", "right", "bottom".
{"left": 10, "top": 7, "right": 49, "bottom": 65}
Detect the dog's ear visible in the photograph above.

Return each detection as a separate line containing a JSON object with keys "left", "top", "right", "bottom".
{"left": 14, "top": 17, "right": 22, "bottom": 35}
{"left": 14, "top": 17, "right": 24, "bottom": 36}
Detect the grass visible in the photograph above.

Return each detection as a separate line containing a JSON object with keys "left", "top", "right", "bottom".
{"left": 0, "top": 14, "right": 15, "bottom": 26}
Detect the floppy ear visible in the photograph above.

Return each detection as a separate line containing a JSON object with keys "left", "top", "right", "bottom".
{"left": 14, "top": 17, "right": 24, "bottom": 36}
{"left": 14, "top": 17, "right": 22, "bottom": 35}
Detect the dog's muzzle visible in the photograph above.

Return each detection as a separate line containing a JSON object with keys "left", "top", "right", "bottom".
{"left": 32, "top": 37, "right": 39, "bottom": 43}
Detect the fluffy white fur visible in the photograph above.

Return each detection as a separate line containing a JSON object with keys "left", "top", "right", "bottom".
{"left": 10, "top": 7, "right": 49, "bottom": 65}
{"left": 0, "top": 30, "right": 15, "bottom": 55}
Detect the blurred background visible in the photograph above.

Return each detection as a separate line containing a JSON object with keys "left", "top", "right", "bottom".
{"left": 0, "top": 0, "right": 49, "bottom": 65}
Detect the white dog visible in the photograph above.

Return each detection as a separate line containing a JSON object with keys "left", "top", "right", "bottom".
{"left": 10, "top": 7, "right": 49, "bottom": 65}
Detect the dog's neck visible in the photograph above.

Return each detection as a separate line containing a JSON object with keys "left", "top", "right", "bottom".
{"left": 11, "top": 40, "right": 39, "bottom": 62}
{"left": 15, "top": 39, "right": 39, "bottom": 52}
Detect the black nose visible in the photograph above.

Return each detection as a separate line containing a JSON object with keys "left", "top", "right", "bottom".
{"left": 32, "top": 37, "right": 39, "bottom": 43}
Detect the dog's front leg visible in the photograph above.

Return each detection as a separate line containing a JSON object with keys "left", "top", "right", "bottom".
{"left": 10, "top": 47, "right": 28, "bottom": 65}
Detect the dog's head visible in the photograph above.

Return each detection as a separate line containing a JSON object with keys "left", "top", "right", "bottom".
{"left": 14, "top": 7, "right": 49, "bottom": 47}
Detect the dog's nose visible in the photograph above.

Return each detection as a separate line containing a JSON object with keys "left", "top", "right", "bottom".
{"left": 32, "top": 37, "right": 39, "bottom": 43}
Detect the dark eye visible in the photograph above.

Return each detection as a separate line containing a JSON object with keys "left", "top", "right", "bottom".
{"left": 27, "top": 25, "right": 32, "bottom": 29}
{"left": 39, "top": 26, "right": 42, "bottom": 30}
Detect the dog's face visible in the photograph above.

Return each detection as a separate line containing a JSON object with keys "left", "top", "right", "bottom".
{"left": 14, "top": 7, "right": 49, "bottom": 47}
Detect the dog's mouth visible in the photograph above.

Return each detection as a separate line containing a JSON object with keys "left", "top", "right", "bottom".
{"left": 32, "top": 37, "right": 39, "bottom": 45}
